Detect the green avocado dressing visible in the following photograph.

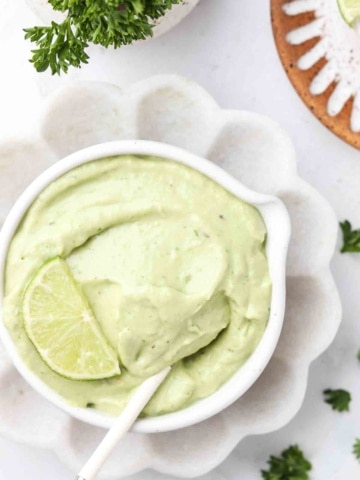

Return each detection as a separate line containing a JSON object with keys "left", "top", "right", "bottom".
{"left": 3, "top": 155, "right": 271, "bottom": 416}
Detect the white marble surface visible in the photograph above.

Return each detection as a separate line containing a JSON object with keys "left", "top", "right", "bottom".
{"left": 0, "top": 0, "right": 359, "bottom": 479}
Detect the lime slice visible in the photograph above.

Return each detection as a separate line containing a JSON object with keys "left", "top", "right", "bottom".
{"left": 23, "top": 257, "right": 120, "bottom": 380}
{"left": 337, "top": 0, "right": 360, "bottom": 25}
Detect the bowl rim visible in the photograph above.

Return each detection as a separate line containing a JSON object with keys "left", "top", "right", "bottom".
{"left": 0, "top": 140, "right": 291, "bottom": 433}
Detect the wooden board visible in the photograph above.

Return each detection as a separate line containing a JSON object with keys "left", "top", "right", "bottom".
{"left": 271, "top": 0, "right": 360, "bottom": 150}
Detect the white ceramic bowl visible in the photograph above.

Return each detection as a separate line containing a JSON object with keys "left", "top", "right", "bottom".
{"left": 0, "top": 140, "right": 290, "bottom": 433}
{"left": 25, "top": 0, "right": 200, "bottom": 40}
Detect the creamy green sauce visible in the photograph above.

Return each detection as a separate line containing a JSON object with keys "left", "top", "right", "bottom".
{"left": 3, "top": 155, "right": 271, "bottom": 416}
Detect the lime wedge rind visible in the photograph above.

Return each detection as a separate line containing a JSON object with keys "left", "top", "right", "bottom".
{"left": 23, "top": 257, "right": 121, "bottom": 381}
{"left": 337, "top": 0, "right": 360, "bottom": 25}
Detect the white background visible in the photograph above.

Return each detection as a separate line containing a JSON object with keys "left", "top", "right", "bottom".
{"left": 0, "top": 0, "right": 359, "bottom": 479}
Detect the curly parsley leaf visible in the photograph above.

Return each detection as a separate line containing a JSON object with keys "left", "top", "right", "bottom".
{"left": 340, "top": 220, "right": 360, "bottom": 253}
{"left": 24, "top": 19, "right": 89, "bottom": 75}
{"left": 323, "top": 389, "right": 351, "bottom": 412}
{"left": 261, "top": 445, "right": 312, "bottom": 480}
{"left": 353, "top": 439, "right": 360, "bottom": 461}
{"left": 25, "top": 0, "right": 183, "bottom": 74}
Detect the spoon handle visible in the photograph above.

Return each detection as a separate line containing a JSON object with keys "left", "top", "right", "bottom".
{"left": 75, "top": 366, "right": 171, "bottom": 480}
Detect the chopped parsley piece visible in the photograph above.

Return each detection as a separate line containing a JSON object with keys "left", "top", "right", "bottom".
{"left": 323, "top": 389, "right": 351, "bottom": 412}
{"left": 340, "top": 220, "right": 360, "bottom": 253}
{"left": 353, "top": 439, "right": 360, "bottom": 461}
{"left": 261, "top": 445, "right": 312, "bottom": 480}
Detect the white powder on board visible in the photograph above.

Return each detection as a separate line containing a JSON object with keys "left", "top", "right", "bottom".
{"left": 283, "top": 0, "right": 360, "bottom": 131}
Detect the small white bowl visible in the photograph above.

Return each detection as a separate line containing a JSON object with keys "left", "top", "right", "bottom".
{"left": 24, "top": 0, "right": 199, "bottom": 40}
{"left": 0, "top": 140, "right": 291, "bottom": 433}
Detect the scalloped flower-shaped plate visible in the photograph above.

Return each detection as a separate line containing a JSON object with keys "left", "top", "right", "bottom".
{"left": 0, "top": 75, "right": 341, "bottom": 478}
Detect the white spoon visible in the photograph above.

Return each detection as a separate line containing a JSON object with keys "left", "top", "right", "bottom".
{"left": 75, "top": 366, "right": 171, "bottom": 480}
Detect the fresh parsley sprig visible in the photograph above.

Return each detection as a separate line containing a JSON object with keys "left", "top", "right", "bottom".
{"left": 261, "top": 445, "right": 312, "bottom": 480}
{"left": 24, "top": 0, "right": 182, "bottom": 74}
{"left": 340, "top": 220, "right": 360, "bottom": 253}
{"left": 323, "top": 388, "right": 351, "bottom": 412}
{"left": 25, "top": 18, "right": 89, "bottom": 74}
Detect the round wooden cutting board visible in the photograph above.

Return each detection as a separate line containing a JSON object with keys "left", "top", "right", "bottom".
{"left": 271, "top": 0, "right": 360, "bottom": 150}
